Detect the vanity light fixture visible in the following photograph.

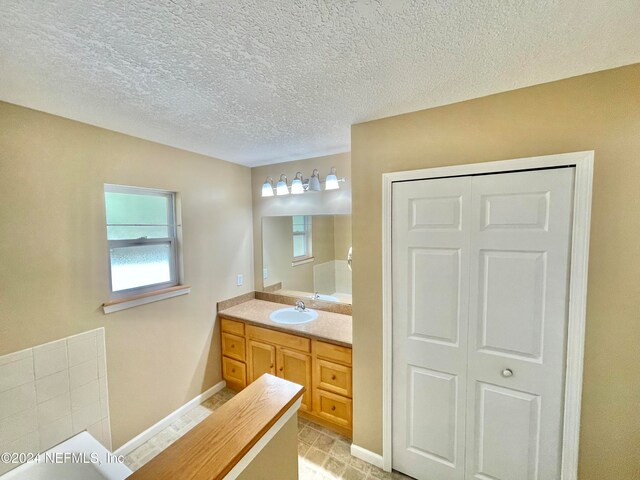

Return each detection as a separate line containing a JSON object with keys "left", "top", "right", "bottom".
{"left": 261, "top": 168, "right": 346, "bottom": 198}
{"left": 325, "top": 167, "right": 340, "bottom": 190}
{"left": 276, "top": 174, "right": 289, "bottom": 195}
{"left": 291, "top": 172, "right": 305, "bottom": 194}
{"left": 261, "top": 177, "right": 275, "bottom": 197}
{"left": 308, "top": 169, "right": 321, "bottom": 192}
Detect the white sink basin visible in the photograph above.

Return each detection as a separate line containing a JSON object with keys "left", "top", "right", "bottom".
{"left": 311, "top": 294, "right": 339, "bottom": 303}
{"left": 269, "top": 307, "right": 318, "bottom": 325}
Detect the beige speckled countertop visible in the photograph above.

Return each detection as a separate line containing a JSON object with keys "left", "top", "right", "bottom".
{"left": 218, "top": 299, "right": 352, "bottom": 347}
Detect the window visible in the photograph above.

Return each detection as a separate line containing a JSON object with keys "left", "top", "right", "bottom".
{"left": 292, "top": 215, "right": 313, "bottom": 264}
{"left": 104, "top": 184, "right": 179, "bottom": 296}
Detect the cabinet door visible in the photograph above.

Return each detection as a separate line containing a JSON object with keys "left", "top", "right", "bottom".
{"left": 277, "top": 347, "right": 312, "bottom": 412}
{"left": 247, "top": 339, "right": 276, "bottom": 383}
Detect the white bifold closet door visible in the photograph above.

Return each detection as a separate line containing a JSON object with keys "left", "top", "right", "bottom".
{"left": 392, "top": 168, "right": 574, "bottom": 480}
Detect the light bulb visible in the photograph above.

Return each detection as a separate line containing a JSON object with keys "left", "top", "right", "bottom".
{"left": 276, "top": 174, "right": 289, "bottom": 195}
{"left": 325, "top": 167, "right": 339, "bottom": 190}
{"left": 261, "top": 177, "right": 274, "bottom": 197}
{"left": 291, "top": 172, "right": 304, "bottom": 194}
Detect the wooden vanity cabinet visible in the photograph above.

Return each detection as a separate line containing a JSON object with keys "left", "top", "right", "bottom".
{"left": 311, "top": 340, "right": 352, "bottom": 434}
{"left": 220, "top": 316, "right": 352, "bottom": 437}
{"left": 247, "top": 339, "right": 276, "bottom": 381}
{"left": 246, "top": 326, "right": 313, "bottom": 413}
{"left": 276, "top": 347, "right": 313, "bottom": 412}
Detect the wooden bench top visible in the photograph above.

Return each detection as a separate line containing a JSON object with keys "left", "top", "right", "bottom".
{"left": 128, "top": 374, "right": 304, "bottom": 480}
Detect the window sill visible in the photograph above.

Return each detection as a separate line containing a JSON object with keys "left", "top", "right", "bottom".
{"left": 102, "top": 285, "right": 191, "bottom": 314}
{"left": 291, "top": 256, "right": 315, "bottom": 267}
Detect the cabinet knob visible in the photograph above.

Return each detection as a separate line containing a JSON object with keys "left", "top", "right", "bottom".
{"left": 279, "top": 367, "right": 283, "bottom": 372}
{"left": 501, "top": 368, "right": 514, "bottom": 378}
{"left": 231, "top": 368, "right": 235, "bottom": 373}
{"left": 331, "top": 405, "right": 336, "bottom": 411}
{"left": 331, "top": 375, "right": 336, "bottom": 380}
{"left": 270, "top": 364, "right": 274, "bottom": 369}
{"left": 231, "top": 344, "right": 235, "bottom": 348}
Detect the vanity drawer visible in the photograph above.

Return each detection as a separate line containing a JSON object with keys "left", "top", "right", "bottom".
{"left": 313, "top": 340, "right": 352, "bottom": 366}
{"left": 221, "top": 318, "right": 245, "bottom": 336}
{"left": 315, "top": 359, "right": 352, "bottom": 398}
{"left": 314, "top": 389, "right": 352, "bottom": 429}
{"left": 221, "top": 332, "right": 245, "bottom": 362}
{"left": 246, "top": 325, "right": 310, "bottom": 353}
{"left": 222, "top": 357, "right": 246, "bottom": 390}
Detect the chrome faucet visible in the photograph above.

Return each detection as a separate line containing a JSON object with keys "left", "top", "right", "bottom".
{"left": 312, "top": 292, "right": 320, "bottom": 300}
{"left": 295, "top": 300, "right": 306, "bottom": 312}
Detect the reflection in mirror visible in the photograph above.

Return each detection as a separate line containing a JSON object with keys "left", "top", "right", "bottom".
{"left": 262, "top": 215, "right": 352, "bottom": 304}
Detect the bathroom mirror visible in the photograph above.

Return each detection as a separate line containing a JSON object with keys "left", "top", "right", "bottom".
{"left": 261, "top": 214, "right": 352, "bottom": 304}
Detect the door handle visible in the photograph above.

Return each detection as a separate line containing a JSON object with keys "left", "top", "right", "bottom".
{"left": 501, "top": 368, "right": 513, "bottom": 378}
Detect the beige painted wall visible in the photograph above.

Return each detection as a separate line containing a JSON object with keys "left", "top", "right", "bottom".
{"left": 0, "top": 102, "right": 254, "bottom": 449}
{"left": 237, "top": 415, "right": 298, "bottom": 480}
{"left": 251, "top": 152, "right": 351, "bottom": 290}
{"left": 262, "top": 216, "right": 292, "bottom": 289}
{"left": 351, "top": 64, "right": 640, "bottom": 480}
{"left": 333, "top": 215, "right": 352, "bottom": 263}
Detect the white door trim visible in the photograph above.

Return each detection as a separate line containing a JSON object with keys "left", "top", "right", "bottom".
{"left": 381, "top": 151, "right": 594, "bottom": 478}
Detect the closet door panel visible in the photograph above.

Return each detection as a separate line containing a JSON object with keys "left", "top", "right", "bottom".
{"left": 465, "top": 168, "right": 574, "bottom": 480}
{"left": 392, "top": 177, "right": 471, "bottom": 480}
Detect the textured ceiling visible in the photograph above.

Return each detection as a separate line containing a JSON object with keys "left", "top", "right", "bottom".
{"left": 1, "top": 1, "right": 639, "bottom": 166}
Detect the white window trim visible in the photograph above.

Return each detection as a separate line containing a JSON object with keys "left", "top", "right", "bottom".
{"left": 291, "top": 256, "right": 315, "bottom": 267}
{"left": 102, "top": 285, "right": 191, "bottom": 314}
{"left": 104, "top": 184, "right": 181, "bottom": 300}
{"left": 292, "top": 215, "right": 313, "bottom": 263}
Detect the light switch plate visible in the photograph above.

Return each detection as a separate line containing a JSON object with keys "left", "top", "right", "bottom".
{"left": 236, "top": 274, "right": 243, "bottom": 286}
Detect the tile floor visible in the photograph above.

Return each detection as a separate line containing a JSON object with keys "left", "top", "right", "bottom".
{"left": 124, "top": 388, "right": 413, "bottom": 480}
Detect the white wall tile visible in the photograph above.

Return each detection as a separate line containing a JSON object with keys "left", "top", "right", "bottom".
{"left": 0, "top": 383, "right": 36, "bottom": 421}
{"left": 37, "top": 393, "right": 71, "bottom": 426}
{"left": 98, "top": 355, "right": 106, "bottom": 378}
{"left": 0, "top": 407, "right": 38, "bottom": 445}
{"left": 38, "top": 415, "right": 72, "bottom": 452}
{"left": 334, "top": 260, "right": 352, "bottom": 294}
{"left": 35, "top": 371, "right": 69, "bottom": 405}
{"left": 98, "top": 376, "right": 108, "bottom": 400}
{"left": 0, "top": 348, "right": 32, "bottom": 367}
{"left": 96, "top": 328, "right": 105, "bottom": 357}
{"left": 0, "top": 460, "right": 12, "bottom": 476}
{"left": 71, "top": 380, "right": 100, "bottom": 411}
{"left": 0, "top": 431, "right": 39, "bottom": 475}
{"left": 0, "top": 328, "right": 111, "bottom": 460}
{"left": 99, "top": 396, "right": 109, "bottom": 419}
{"left": 101, "top": 418, "right": 112, "bottom": 451}
{"left": 33, "top": 340, "right": 68, "bottom": 379}
{"left": 67, "top": 331, "right": 97, "bottom": 367}
{"left": 72, "top": 401, "right": 101, "bottom": 434}
{"left": 0, "top": 357, "right": 34, "bottom": 393}
{"left": 69, "top": 357, "right": 98, "bottom": 390}
{"left": 86, "top": 421, "right": 103, "bottom": 445}
{"left": 313, "top": 260, "right": 336, "bottom": 294}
